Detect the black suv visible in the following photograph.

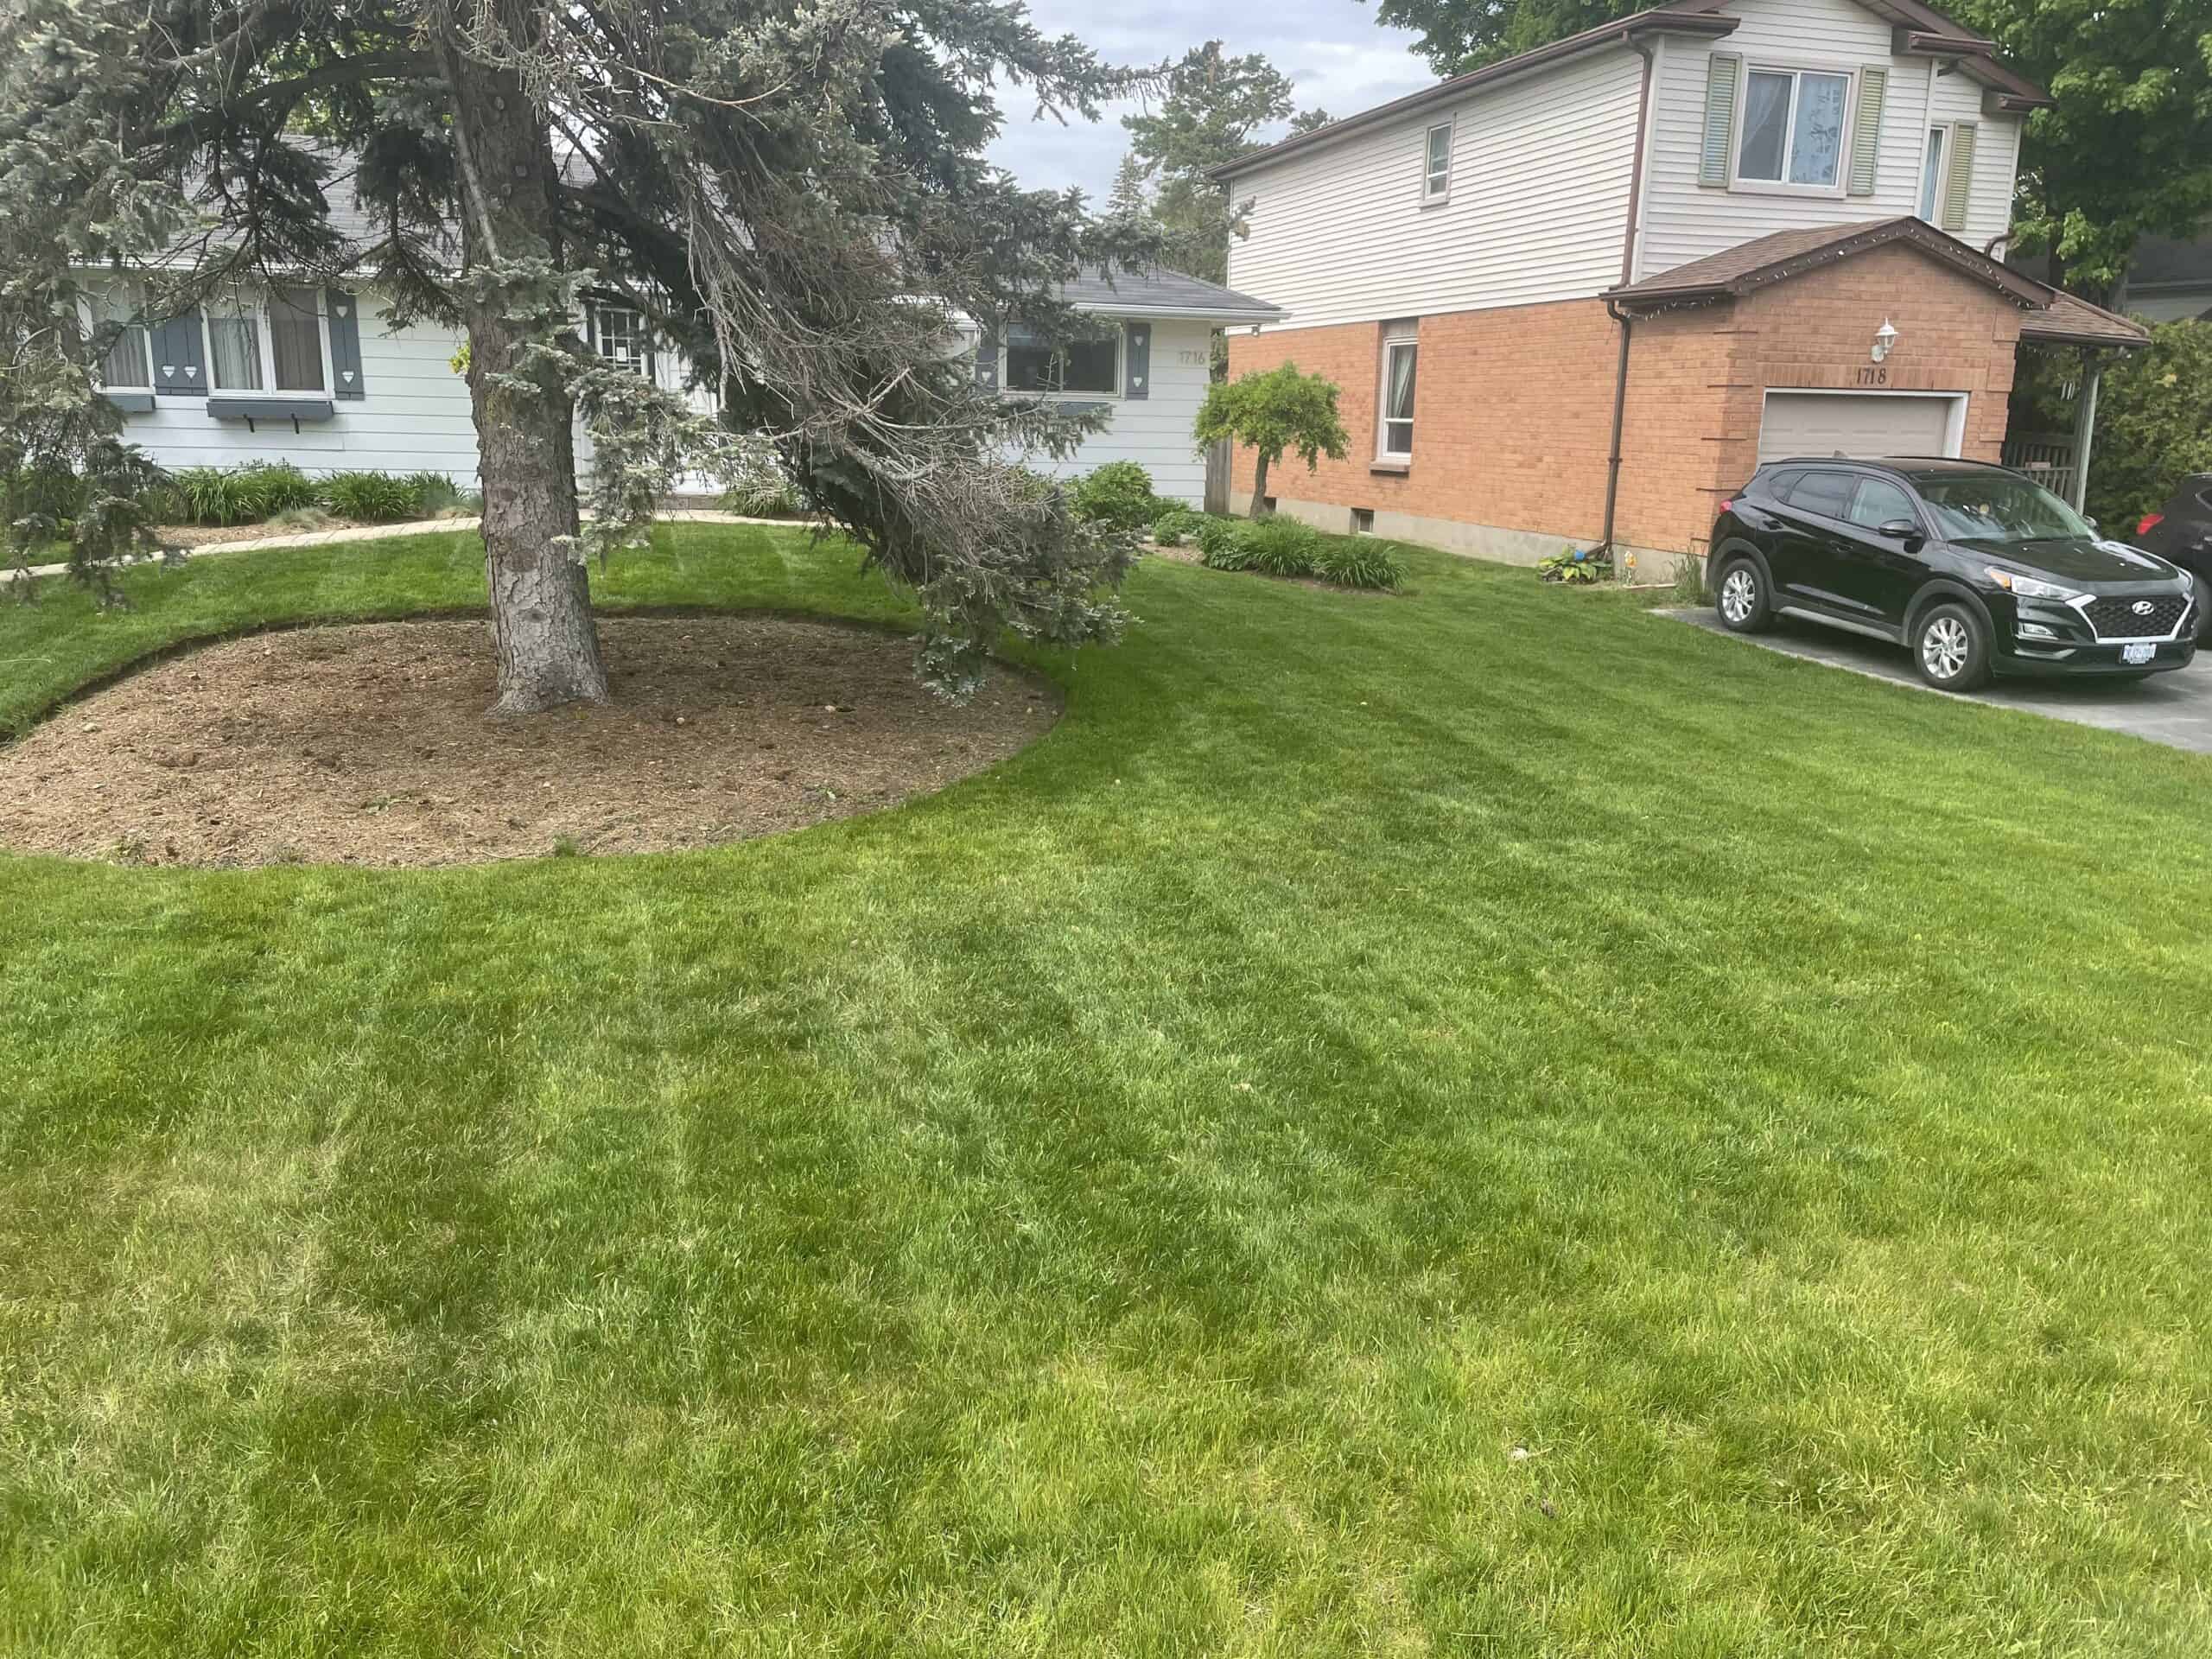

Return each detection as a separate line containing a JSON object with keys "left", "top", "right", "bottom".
{"left": 2133, "top": 474, "right": 2212, "bottom": 641}
{"left": 1707, "top": 458, "right": 2196, "bottom": 690}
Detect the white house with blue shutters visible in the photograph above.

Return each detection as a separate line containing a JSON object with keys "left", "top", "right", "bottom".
{"left": 84, "top": 174, "right": 1283, "bottom": 507}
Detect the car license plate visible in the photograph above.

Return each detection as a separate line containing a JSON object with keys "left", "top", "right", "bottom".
{"left": 2122, "top": 643, "right": 2158, "bottom": 665}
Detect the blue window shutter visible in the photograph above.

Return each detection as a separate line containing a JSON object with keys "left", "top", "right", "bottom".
{"left": 152, "top": 308, "right": 205, "bottom": 396}
{"left": 326, "top": 289, "right": 365, "bottom": 398}
{"left": 975, "top": 325, "right": 1000, "bottom": 390}
{"left": 1700, "top": 53, "right": 1741, "bottom": 188}
{"left": 1122, "top": 321, "right": 1150, "bottom": 399}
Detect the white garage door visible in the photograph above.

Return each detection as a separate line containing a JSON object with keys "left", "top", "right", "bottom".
{"left": 1758, "top": 392, "right": 1957, "bottom": 463}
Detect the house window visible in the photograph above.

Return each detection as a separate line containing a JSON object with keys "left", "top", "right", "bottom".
{"left": 593, "top": 303, "right": 655, "bottom": 377}
{"left": 1004, "top": 328, "right": 1120, "bottom": 396}
{"left": 207, "top": 302, "right": 264, "bottom": 391}
{"left": 97, "top": 300, "right": 151, "bottom": 391}
{"left": 1423, "top": 121, "right": 1452, "bottom": 202}
{"left": 1351, "top": 507, "right": 1375, "bottom": 535}
{"left": 1737, "top": 67, "right": 1851, "bottom": 188}
{"left": 269, "top": 288, "right": 326, "bottom": 392}
{"left": 202, "top": 291, "right": 333, "bottom": 395}
{"left": 1378, "top": 324, "right": 1418, "bottom": 461}
{"left": 1919, "top": 126, "right": 1948, "bottom": 221}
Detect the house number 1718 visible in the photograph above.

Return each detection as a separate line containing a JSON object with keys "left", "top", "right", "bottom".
{"left": 1853, "top": 365, "right": 1890, "bottom": 386}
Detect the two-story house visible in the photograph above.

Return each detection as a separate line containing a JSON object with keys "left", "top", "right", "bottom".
{"left": 1215, "top": 0, "right": 2146, "bottom": 572}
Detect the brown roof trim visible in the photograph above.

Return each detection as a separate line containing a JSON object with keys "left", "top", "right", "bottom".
{"left": 2019, "top": 292, "right": 2152, "bottom": 350}
{"left": 1605, "top": 217, "right": 2052, "bottom": 310}
{"left": 1209, "top": 9, "right": 1738, "bottom": 181}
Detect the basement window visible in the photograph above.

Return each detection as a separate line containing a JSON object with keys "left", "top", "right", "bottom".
{"left": 1351, "top": 507, "right": 1376, "bottom": 535}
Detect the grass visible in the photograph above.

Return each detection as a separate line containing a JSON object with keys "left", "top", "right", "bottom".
{"left": 3, "top": 527, "right": 2212, "bottom": 1656}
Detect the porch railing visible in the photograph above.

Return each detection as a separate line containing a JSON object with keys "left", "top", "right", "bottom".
{"left": 2003, "top": 432, "right": 2077, "bottom": 504}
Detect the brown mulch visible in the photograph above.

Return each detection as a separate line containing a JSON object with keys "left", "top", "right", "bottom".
{"left": 0, "top": 616, "right": 1060, "bottom": 868}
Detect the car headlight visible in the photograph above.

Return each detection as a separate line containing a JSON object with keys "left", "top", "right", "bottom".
{"left": 1986, "top": 567, "right": 2086, "bottom": 602}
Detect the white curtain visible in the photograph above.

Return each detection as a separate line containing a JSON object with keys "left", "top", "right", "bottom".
{"left": 1388, "top": 343, "right": 1416, "bottom": 423}
{"left": 208, "top": 314, "right": 263, "bottom": 391}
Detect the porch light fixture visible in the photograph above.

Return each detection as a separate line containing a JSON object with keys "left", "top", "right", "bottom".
{"left": 1871, "top": 319, "right": 1899, "bottom": 364}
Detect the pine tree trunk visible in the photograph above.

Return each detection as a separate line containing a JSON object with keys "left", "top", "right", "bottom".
{"left": 448, "top": 54, "right": 607, "bottom": 715}
{"left": 1249, "top": 451, "right": 1272, "bottom": 518}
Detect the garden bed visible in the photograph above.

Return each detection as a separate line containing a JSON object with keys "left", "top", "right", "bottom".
{"left": 0, "top": 614, "right": 1058, "bottom": 867}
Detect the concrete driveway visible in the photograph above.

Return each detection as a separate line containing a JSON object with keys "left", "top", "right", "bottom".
{"left": 1662, "top": 607, "right": 2212, "bottom": 755}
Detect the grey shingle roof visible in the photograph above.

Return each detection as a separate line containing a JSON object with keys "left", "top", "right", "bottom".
{"left": 1058, "top": 264, "right": 1282, "bottom": 321}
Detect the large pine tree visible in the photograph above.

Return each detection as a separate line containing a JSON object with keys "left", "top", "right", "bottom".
{"left": 0, "top": 0, "right": 1160, "bottom": 709}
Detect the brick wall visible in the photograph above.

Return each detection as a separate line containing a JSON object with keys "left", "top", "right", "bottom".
{"left": 1225, "top": 300, "right": 1623, "bottom": 544}
{"left": 1229, "top": 242, "right": 2028, "bottom": 563}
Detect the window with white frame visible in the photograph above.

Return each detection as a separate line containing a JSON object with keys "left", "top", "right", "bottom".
{"left": 1919, "top": 125, "right": 1948, "bottom": 221}
{"left": 1378, "top": 323, "right": 1418, "bottom": 461}
{"left": 593, "top": 302, "right": 656, "bottom": 377}
{"left": 1736, "top": 67, "right": 1851, "bottom": 189}
{"left": 1423, "top": 121, "right": 1453, "bottom": 202}
{"left": 96, "top": 297, "right": 151, "bottom": 391}
{"left": 1004, "top": 327, "right": 1120, "bottom": 395}
{"left": 203, "top": 288, "right": 331, "bottom": 394}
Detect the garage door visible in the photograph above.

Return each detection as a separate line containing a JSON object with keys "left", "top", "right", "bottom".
{"left": 1757, "top": 392, "right": 1956, "bottom": 463}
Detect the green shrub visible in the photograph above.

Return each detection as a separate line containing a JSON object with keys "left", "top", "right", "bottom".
{"left": 1151, "top": 506, "right": 1208, "bottom": 547}
{"left": 1193, "top": 514, "right": 1243, "bottom": 565}
{"left": 1312, "top": 536, "right": 1405, "bottom": 590}
{"left": 406, "top": 471, "right": 464, "bottom": 515}
{"left": 1230, "top": 516, "right": 1323, "bottom": 577}
{"left": 320, "top": 470, "right": 424, "bottom": 522}
{"left": 170, "top": 461, "right": 320, "bottom": 525}
{"left": 1538, "top": 545, "right": 1611, "bottom": 585}
{"left": 1068, "top": 461, "right": 1160, "bottom": 531}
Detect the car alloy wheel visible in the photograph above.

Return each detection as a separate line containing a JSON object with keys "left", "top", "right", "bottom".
{"left": 1719, "top": 567, "right": 1758, "bottom": 625}
{"left": 1921, "top": 613, "right": 1972, "bottom": 682}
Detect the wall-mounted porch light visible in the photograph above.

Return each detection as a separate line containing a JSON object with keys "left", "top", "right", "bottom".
{"left": 1872, "top": 319, "right": 1899, "bottom": 364}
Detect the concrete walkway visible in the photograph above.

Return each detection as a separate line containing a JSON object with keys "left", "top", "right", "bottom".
{"left": 3, "top": 509, "right": 801, "bottom": 584}
{"left": 1662, "top": 606, "right": 2212, "bottom": 756}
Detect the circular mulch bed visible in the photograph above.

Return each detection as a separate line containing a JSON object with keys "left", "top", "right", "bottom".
{"left": 0, "top": 616, "right": 1060, "bottom": 868}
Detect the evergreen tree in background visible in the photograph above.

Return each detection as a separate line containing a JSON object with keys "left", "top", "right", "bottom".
{"left": 1115, "top": 41, "right": 1327, "bottom": 287}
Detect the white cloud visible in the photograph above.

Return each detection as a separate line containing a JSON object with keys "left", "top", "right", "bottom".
{"left": 983, "top": 2, "right": 1433, "bottom": 203}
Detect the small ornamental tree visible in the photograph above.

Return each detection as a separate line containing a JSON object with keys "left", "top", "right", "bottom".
{"left": 1193, "top": 364, "right": 1349, "bottom": 518}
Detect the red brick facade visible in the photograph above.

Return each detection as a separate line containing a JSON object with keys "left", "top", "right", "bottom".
{"left": 1227, "top": 242, "right": 2025, "bottom": 563}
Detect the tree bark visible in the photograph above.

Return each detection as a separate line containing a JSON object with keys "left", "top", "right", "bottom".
{"left": 447, "top": 51, "right": 607, "bottom": 715}
{"left": 1249, "top": 450, "right": 1272, "bottom": 518}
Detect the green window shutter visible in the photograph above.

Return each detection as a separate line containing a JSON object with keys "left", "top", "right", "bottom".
{"left": 1847, "top": 67, "right": 1886, "bottom": 197}
{"left": 1941, "top": 121, "right": 1976, "bottom": 231}
{"left": 1122, "top": 321, "right": 1150, "bottom": 400}
{"left": 1700, "top": 53, "right": 1741, "bottom": 188}
{"left": 325, "top": 289, "right": 365, "bottom": 398}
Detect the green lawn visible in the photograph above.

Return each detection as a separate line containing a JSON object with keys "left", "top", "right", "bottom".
{"left": 3, "top": 526, "right": 2210, "bottom": 1656}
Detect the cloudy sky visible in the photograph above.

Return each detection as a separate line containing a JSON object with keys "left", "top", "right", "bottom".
{"left": 982, "top": 0, "right": 1436, "bottom": 204}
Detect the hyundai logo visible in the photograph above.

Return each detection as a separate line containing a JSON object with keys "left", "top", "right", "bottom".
{"left": 2133, "top": 600, "right": 2156, "bottom": 615}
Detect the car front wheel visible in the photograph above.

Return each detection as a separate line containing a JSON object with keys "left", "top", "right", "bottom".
{"left": 1715, "top": 557, "right": 1771, "bottom": 633}
{"left": 1914, "top": 601, "right": 1991, "bottom": 691}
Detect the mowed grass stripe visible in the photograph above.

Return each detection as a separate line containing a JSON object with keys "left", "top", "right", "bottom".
{"left": 3, "top": 526, "right": 2210, "bottom": 1654}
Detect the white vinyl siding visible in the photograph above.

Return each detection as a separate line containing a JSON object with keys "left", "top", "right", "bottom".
{"left": 92, "top": 285, "right": 482, "bottom": 481}
{"left": 1227, "top": 48, "right": 1644, "bottom": 331}
{"left": 1640, "top": 0, "right": 2020, "bottom": 276}
{"left": 1925, "top": 65, "right": 2017, "bottom": 250}
{"left": 1009, "top": 318, "right": 1218, "bottom": 505}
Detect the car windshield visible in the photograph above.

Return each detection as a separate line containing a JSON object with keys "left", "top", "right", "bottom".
{"left": 1914, "top": 473, "right": 2094, "bottom": 545}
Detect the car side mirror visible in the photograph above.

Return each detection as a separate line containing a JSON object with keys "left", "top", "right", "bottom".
{"left": 2084, "top": 516, "right": 2100, "bottom": 531}
{"left": 1876, "top": 518, "right": 1920, "bottom": 540}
